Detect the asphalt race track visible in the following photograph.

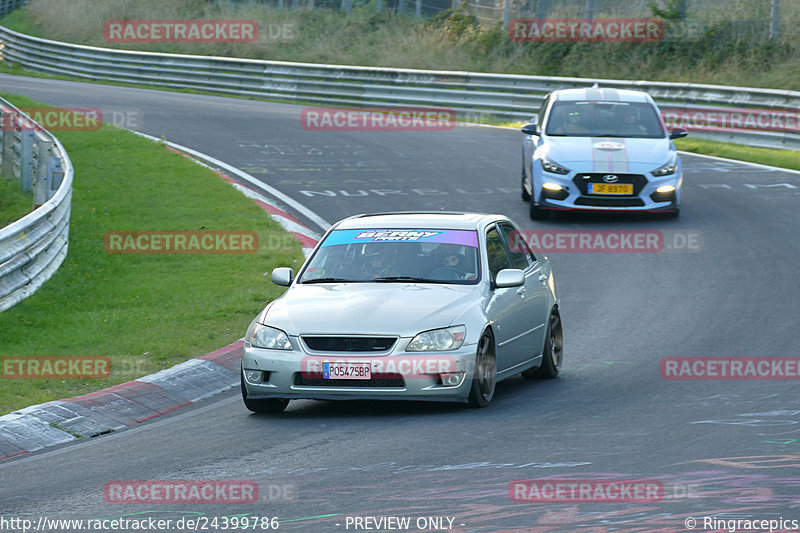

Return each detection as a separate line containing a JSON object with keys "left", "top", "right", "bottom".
{"left": 2, "top": 74, "right": 800, "bottom": 532}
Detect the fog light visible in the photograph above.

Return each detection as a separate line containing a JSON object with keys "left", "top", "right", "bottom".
{"left": 439, "top": 372, "right": 464, "bottom": 387}
{"left": 542, "top": 182, "right": 563, "bottom": 191}
{"left": 656, "top": 185, "right": 676, "bottom": 193}
{"left": 245, "top": 369, "right": 262, "bottom": 384}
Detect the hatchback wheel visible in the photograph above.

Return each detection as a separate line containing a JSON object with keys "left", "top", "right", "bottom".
{"left": 241, "top": 370, "right": 290, "bottom": 413}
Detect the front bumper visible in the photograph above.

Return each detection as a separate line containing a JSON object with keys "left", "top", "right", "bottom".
{"left": 242, "top": 341, "right": 479, "bottom": 403}
{"left": 533, "top": 169, "right": 682, "bottom": 213}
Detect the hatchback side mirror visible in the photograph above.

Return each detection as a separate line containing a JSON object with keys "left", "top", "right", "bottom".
{"left": 521, "top": 123, "right": 539, "bottom": 136}
{"left": 669, "top": 128, "right": 688, "bottom": 139}
{"left": 271, "top": 267, "right": 295, "bottom": 286}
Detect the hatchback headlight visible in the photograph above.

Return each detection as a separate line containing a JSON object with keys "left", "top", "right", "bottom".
{"left": 652, "top": 155, "right": 678, "bottom": 177}
{"left": 541, "top": 156, "right": 570, "bottom": 175}
{"left": 407, "top": 325, "right": 466, "bottom": 352}
{"left": 250, "top": 324, "right": 292, "bottom": 350}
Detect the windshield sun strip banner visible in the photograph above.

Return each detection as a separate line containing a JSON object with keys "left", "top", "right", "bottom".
{"left": 321, "top": 229, "right": 479, "bottom": 247}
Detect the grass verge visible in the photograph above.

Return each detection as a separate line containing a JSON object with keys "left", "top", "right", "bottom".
{"left": 674, "top": 137, "right": 800, "bottom": 171}
{"left": 0, "top": 93, "right": 303, "bottom": 415}
{"left": 0, "top": 176, "right": 32, "bottom": 227}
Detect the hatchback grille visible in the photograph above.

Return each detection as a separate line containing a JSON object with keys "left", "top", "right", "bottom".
{"left": 294, "top": 373, "right": 405, "bottom": 388}
{"left": 573, "top": 173, "right": 648, "bottom": 196}
{"left": 302, "top": 336, "right": 396, "bottom": 352}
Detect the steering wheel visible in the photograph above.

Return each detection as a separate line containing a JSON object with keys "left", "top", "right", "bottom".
{"left": 430, "top": 267, "right": 463, "bottom": 280}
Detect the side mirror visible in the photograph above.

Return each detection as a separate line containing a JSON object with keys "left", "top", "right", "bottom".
{"left": 271, "top": 267, "right": 295, "bottom": 287}
{"left": 521, "top": 123, "right": 539, "bottom": 136}
{"left": 495, "top": 268, "right": 525, "bottom": 288}
{"left": 669, "top": 128, "right": 688, "bottom": 139}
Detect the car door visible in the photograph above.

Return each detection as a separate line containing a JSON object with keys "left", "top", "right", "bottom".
{"left": 483, "top": 225, "right": 528, "bottom": 374}
{"left": 497, "top": 222, "right": 549, "bottom": 368}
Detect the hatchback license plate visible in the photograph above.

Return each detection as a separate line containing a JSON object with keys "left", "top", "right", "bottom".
{"left": 322, "top": 362, "right": 371, "bottom": 380}
{"left": 589, "top": 183, "right": 634, "bottom": 195}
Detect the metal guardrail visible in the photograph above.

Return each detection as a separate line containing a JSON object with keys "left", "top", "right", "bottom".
{"left": 0, "top": 99, "right": 72, "bottom": 312}
{"left": 1, "top": 24, "right": 799, "bottom": 149}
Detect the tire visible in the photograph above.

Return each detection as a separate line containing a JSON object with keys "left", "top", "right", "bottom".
{"left": 241, "top": 370, "right": 290, "bottom": 414}
{"left": 522, "top": 308, "right": 563, "bottom": 380}
{"left": 467, "top": 329, "right": 497, "bottom": 408}
{"left": 521, "top": 156, "right": 531, "bottom": 201}
{"left": 529, "top": 200, "right": 548, "bottom": 220}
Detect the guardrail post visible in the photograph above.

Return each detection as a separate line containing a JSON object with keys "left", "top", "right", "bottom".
{"left": 19, "top": 128, "right": 34, "bottom": 192}
{"left": 536, "top": 0, "right": 547, "bottom": 18}
{"left": 1, "top": 111, "right": 15, "bottom": 178}
{"left": 399, "top": 0, "right": 406, "bottom": 14}
{"left": 415, "top": 0, "right": 421, "bottom": 17}
{"left": 770, "top": 0, "right": 780, "bottom": 40}
{"left": 48, "top": 154, "right": 63, "bottom": 194}
{"left": 33, "top": 137, "right": 52, "bottom": 209}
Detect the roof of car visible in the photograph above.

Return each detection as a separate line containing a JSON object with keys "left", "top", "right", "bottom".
{"left": 551, "top": 87, "right": 652, "bottom": 104}
{"left": 335, "top": 212, "right": 504, "bottom": 230}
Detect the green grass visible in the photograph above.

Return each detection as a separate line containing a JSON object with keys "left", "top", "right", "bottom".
{"left": 0, "top": 176, "right": 32, "bottom": 227}
{"left": 0, "top": 94, "right": 303, "bottom": 415}
{"left": 4, "top": 0, "right": 800, "bottom": 91}
{"left": 674, "top": 137, "right": 800, "bottom": 171}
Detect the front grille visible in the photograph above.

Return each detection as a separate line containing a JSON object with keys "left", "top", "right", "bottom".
{"left": 575, "top": 197, "right": 645, "bottom": 207}
{"left": 302, "top": 336, "right": 396, "bottom": 352}
{"left": 573, "top": 173, "right": 648, "bottom": 196}
{"left": 294, "top": 373, "right": 405, "bottom": 388}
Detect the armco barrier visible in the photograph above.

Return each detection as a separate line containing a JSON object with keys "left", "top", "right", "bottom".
{"left": 1, "top": 25, "right": 800, "bottom": 149}
{"left": 0, "top": 99, "right": 73, "bottom": 312}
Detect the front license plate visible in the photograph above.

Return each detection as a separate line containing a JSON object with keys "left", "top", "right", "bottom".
{"left": 589, "top": 183, "right": 634, "bottom": 195}
{"left": 322, "top": 362, "right": 371, "bottom": 380}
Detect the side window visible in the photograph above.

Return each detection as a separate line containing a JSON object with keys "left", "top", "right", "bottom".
{"left": 486, "top": 227, "right": 511, "bottom": 282}
{"left": 499, "top": 223, "right": 534, "bottom": 269}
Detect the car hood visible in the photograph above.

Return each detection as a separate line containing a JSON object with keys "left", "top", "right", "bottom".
{"left": 260, "top": 283, "right": 483, "bottom": 337}
{"left": 544, "top": 136, "right": 673, "bottom": 168}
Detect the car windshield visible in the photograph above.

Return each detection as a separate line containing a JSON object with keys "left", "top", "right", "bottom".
{"left": 299, "top": 228, "right": 481, "bottom": 284}
{"left": 545, "top": 101, "right": 666, "bottom": 138}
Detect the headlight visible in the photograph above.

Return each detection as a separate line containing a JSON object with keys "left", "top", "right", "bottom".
{"left": 406, "top": 325, "right": 466, "bottom": 352}
{"left": 652, "top": 155, "right": 678, "bottom": 177}
{"left": 540, "top": 156, "right": 570, "bottom": 175}
{"left": 250, "top": 324, "right": 292, "bottom": 350}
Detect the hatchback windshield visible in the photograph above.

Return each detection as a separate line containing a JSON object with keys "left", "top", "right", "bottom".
{"left": 545, "top": 101, "right": 665, "bottom": 138}
{"left": 300, "top": 228, "right": 480, "bottom": 284}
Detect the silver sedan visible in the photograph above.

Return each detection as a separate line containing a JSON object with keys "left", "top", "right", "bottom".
{"left": 241, "top": 212, "right": 563, "bottom": 413}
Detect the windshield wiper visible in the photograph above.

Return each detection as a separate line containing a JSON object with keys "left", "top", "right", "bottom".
{"left": 372, "top": 276, "right": 447, "bottom": 283}
{"left": 302, "top": 277, "right": 353, "bottom": 284}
